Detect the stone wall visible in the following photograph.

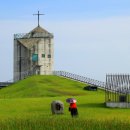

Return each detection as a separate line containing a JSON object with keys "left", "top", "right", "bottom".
{"left": 106, "top": 102, "right": 130, "bottom": 108}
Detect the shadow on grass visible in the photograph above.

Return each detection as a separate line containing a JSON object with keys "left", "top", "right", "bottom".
{"left": 79, "top": 103, "right": 106, "bottom": 108}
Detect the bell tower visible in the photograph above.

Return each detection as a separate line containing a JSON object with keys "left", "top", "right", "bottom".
{"left": 13, "top": 11, "right": 54, "bottom": 81}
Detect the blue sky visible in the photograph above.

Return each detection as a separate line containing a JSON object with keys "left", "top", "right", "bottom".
{"left": 0, "top": 0, "right": 130, "bottom": 81}
{"left": 1, "top": 0, "right": 130, "bottom": 20}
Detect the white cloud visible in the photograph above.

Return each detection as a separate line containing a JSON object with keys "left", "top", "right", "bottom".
{"left": 49, "top": 16, "right": 130, "bottom": 80}
{"left": 1, "top": 16, "right": 130, "bottom": 81}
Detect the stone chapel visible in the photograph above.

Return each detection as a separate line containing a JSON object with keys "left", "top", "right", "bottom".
{"left": 13, "top": 14, "right": 54, "bottom": 81}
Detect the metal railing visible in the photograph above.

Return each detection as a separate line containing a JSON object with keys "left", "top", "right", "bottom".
{"left": 0, "top": 81, "right": 13, "bottom": 88}
{"left": 0, "top": 70, "right": 34, "bottom": 88}
{"left": 14, "top": 32, "right": 53, "bottom": 39}
{"left": 53, "top": 71, "right": 106, "bottom": 89}
{"left": 105, "top": 74, "right": 130, "bottom": 102}
{"left": 0, "top": 70, "right": 106, "bottom": 89}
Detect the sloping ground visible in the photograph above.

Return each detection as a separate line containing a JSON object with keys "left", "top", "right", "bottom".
{"left": 0, "top": 75, "right": 88, "bottom": 98}
{"left": 0, "top": 75, "right": 130, "bottom": 130}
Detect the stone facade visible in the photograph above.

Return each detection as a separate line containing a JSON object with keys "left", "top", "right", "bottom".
{"left": 14, "top": 26, "right": 54, "bottom": 82}
{"left": 106, "top": 102, "right": 130, "bottom": 108}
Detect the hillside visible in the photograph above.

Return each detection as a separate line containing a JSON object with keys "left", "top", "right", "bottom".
{"left": 0, "top": 75, "right": 88, "bottom": 98}
{"left": 0, "top": 75, "right": 130, "bottom": 130}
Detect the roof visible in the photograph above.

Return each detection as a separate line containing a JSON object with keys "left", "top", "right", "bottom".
{"left": 29, "top": 26, "right": 49, "bottom": 33}
{"left": 16, "top": 26, "right": 53, "bottom": 49}
{"left": 23, "top": 26, "right": 53, "bottom": 39}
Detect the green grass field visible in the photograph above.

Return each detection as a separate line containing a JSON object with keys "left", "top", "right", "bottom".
{"left": 0, "top": 75, "right": 130, "bottom": 130}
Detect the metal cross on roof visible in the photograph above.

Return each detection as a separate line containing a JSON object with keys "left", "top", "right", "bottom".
{"left": 33, "top": 11, "right": 44, "bottom": 27}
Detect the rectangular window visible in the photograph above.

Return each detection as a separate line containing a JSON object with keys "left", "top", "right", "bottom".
{"left": 42, "top": 54, "right": 45, "bottom": 58}
{"left": 32, "top": 54, "right": 38, "bottom": 62}
{"left": 48, "top": 54, "right": 51, "bottom": 58}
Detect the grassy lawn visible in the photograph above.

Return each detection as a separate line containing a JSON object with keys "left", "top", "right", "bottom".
{"left": 0, "top": 75, "right": 130, "bottom": 129}
{"left": 0, "top": 75, "right": 87, "bottom": 98}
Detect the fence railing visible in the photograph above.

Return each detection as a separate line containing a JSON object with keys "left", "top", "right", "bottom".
{"left": 0, "top": 70, "right": 106, "bottom": 89}
{"left": 106, "top": 74, "right": 130, "bottom": 93}
{"left": 53, "top": 71, "right": 106, "bottom": 89}
{"left": 0, "top": 82, "right": 13, "bottom": 88}
{"left": 14, "top": 32, "right": 53, "bottom": 39}
{"left": 0, "top": 70, "right": 34, "bottom": 88}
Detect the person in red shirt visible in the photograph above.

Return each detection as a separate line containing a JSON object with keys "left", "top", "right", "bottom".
{"left": 69, "top": 102, "right": 78, "bottom": 117}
